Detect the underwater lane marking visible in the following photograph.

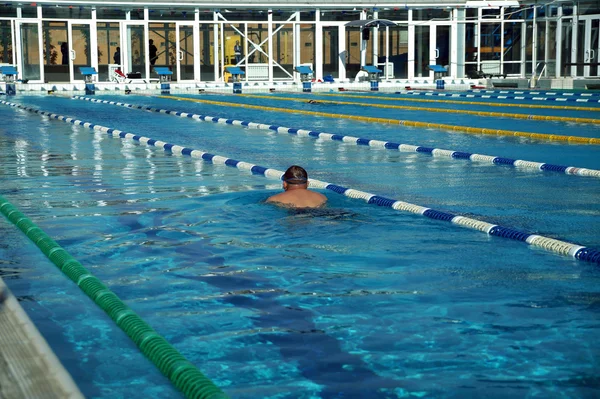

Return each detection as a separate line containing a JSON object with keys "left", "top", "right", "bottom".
{"left": 154, "top": 95, "right": 600, "bottom": 145}
{"left": 2, "top": 98, "right": 599, "bottom": 265}
{"left": 70, "top": 96, "right": 600, "bottom": 179}
{"left": 234, "top": 93, "right": 600, "bottom": 125}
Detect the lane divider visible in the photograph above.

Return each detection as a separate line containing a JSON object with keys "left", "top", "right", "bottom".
{"left": 0, "top": 195, "right": 228, "bottom": 399}
{"left": 232, "top": 93, "right": 600, "bottom": 125}
{"left": 1, "top": 99, "right": 599, "bottom": 265}
{"left": 396, "top": 90, "right": 600, "bottom": 104}
{"left": 306, "top": 92, "right": 600, "bottom": 112}
{"left": 468, "top": 89, "right": 600, "bottom": 97}
{"left": 156, "top": 95, "right": 600, "bottom": 145}
{"left": 71, "top": 96, "right": 600, "bottom": 179}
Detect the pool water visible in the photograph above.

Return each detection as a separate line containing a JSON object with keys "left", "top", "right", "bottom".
{"left": 0, "top": 91, "right": 599, "bottom": 398}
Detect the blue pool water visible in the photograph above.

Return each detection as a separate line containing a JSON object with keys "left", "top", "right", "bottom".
{"left": 1, "top": 91, "right": 599, "bottom": 398}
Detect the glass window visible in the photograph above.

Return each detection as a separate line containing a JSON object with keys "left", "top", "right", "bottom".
{"left": 42, "top": 5, "right": 92, "bottom": 19}
{"left": 480, "top": 22, "right": 501, "bottom": 61}
{"left": 197, "top": 10, "right": 214, "bottom": 21}
{"left": 386, "top": 25, "right": 409, "bottom": 78}
{"left": 97, "top": 22, "right": 120, "bottom": 81}
{"left": 505, "top": 6, "right": 526, "bottom": 20}
{"left": 273, "top": 23, "right": 294, "bottom": 79}
{"left": 561, "top": 4, "right": 574, "bottom": 16}
{"left": 247, "top": 23, "right": 268, "bottom": 64}
{"left": 218, "top": 10, "right": 269, "bottom": 22}
{"left": 482, "top": 8, "right": 501, "bottom": 18}
{"left": 21, "top": 5, "right": 38, "bottom": 18}
{"left": 149, "top": 9, "right": 194, "bottom": 21}
{"left": 377, "top": 9, "right": 409, "bottom": 21}
{"left": 20, "top": 23, "right": 41, "bottom": 81}
{"left": 0, "top": 20, "right": 13, "bottom": 64}
{"left": 130, "top": 9, "right": 145, "bottom": 21}
{"left": 466, "top": 8, "right": 478, "bottom": 20}
{"left": 299, "top": 11, "right": 315, "bottom": 22}
{"left": 322, "top": 25, "right": 339, "bottom": 78}
{"left": 413, "top": 9, "right": 451, "bottom": 21}
{"left": 299, "top": 24, "right": 315, "bottom": 69}
{"left": 96, "top": 7, "right": 127, "bottom": 20}
{"left": 504, "top": 21, "right": 522, "bottom": 62}
{"left": 272, "top": 10, "right": 297, "bottom": 21}
{"left": 149, "top": 23, "right": 176, "bottom": 69}
{"left": 464, "top": 22, "right": 479, "bottom": 77}
{"left": 42, "top": 21, "right": 69, "bottom": 82}
{"left": 320, "top": 11, "right": 360, "bottom": 22}
{"left": 199, "top": 23, "right": 216, "bottom": 81}
{"left": 0, "top": 5, "right": 17, "bottom": 17}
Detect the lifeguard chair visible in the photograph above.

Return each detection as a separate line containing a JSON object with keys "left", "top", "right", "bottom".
{"left": 361, "top": 65, "right": 382, "bottom": 91}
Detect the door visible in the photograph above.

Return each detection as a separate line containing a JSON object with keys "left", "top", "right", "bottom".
{"left": 176, "top": 23, "right": 197, "bottom": 81}
{"left": 433, "top": 24, "right": 451, "bottom": 76}
{"left": 583, "top": 17, "right": 599, "bottom": 77}
{"left": 322, "top": 25, "right": 342, "bottom": 79}
{"left": 16, "top": 21, "right": 43, "bottom": 82}
{"left": 69, "top": 22, "right": 93, "bottom": 82}
{"left": 414, "top": 25, "right": 429, "bottom": 78}
{"left": 122, "top": 23, "right": 146, "bottom": 79}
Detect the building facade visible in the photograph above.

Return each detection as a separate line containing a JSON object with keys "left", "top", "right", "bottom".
{"left": 0, "top": 1, "right": 599, "bottom": 84}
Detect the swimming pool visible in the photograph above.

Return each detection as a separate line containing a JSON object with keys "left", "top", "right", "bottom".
{"left": 1, "top": 90, "right": 599, "bottom": 398}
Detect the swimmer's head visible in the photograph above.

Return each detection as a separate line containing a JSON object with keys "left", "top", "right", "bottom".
{"left": 282, "top": 165, "right": 308, "bottom": 186}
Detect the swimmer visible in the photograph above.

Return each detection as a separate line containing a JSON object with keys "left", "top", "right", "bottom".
{"left": 307, "top": 99, "right": 320, "bottom": 104}
{"left": 266, "top": 165, "right": 327, "bottom": 208}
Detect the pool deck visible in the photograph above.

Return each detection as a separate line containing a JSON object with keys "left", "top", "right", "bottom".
{"left": 0, "top": 277, "right": 84, "bottom": 399}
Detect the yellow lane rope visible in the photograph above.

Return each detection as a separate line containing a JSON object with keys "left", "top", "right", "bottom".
{"left": 310, "top": 91, "right": 600, "bottom": 112}
{"left": 236, "top": 93, "right": 600, "bottom": 125}
{"left": 159, "top": 95, "right": 600, "bottom": 145}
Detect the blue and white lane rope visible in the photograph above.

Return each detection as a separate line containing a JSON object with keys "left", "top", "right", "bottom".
{"left": 467, "top": 89, "right": 600, "bottom": 98}
{"left": 71, "top": 96, "right": 600, "bottom": 179}
{"left": 395, "top": 91, "right": 600, "bottom": 104}
{"left": 2, "top": 99, "right": 599, "bottom": 265}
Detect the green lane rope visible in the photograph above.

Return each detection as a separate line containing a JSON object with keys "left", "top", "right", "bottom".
{"left": 161, "top": 95, "right": 600, "bottom": 145}
{"left": 238, "top": 93, "right": 600, "bottom": 125}
{"left": 0, "top": 195, "right": 228, "bottom": 399}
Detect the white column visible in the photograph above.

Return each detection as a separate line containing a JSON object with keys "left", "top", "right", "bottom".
{"left": 532, "top": 5, "right": 537, "bottom": 77}
{"left": 360, "top": 9, "right": 367, "bottom": 67}
{"left": 452, "top": 9, "right": 461, "bottom": 79}
{"left": 315, "top": 9, "right": 323, "bottom": 80}
{"left": 90, "top": 8, "right": 98, "bottom": 72}
{"left": 520, "top": 21, "right": 526, "bottom": 77}
{"left": 373, "top": 10, "right": 378, "bottom": 69}
{"left": 244, "top": 23, "right": 248, "bottom": 82}
{"left": 407, "top": 10, "right": 414, "bottom": 80}
{"left": 339, "top": 25, "right": 347, "bottom": 80}
{"left": 10, "top": 19, "right": 16, "bottom": 66}
{"left": 144, "top": 7, "right": 150, "bottom": 79}
{"left": 570, "top": 4, "right": 578, "bottom": 76}
{"left": 555, "top": 7, "right": 563, "bottom": 77}
{"left": 268, "top": 9, "right": 273, "bottom": 81}
{"left": 194, "top": 9, "right": 200, "bottom": 81}
{"left": 214, "top": 12, "right": 219, "bottom": 82}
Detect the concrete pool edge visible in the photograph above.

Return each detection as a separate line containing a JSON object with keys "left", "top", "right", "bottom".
{"left": 0, "top": 277, "right": 84, "bottom": 399}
